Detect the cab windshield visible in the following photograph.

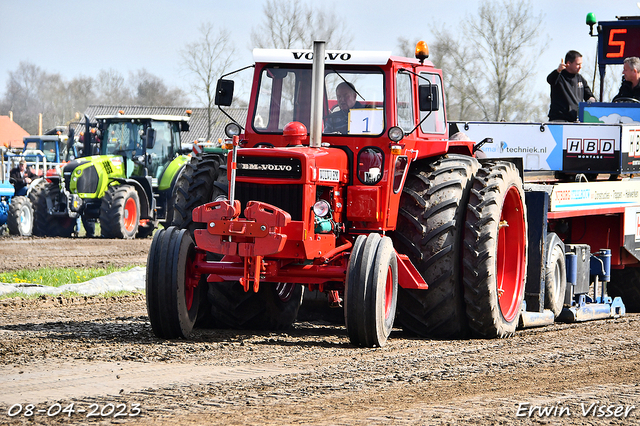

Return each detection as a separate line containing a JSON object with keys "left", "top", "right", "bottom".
{"left": 252, "top": 66, "right": 385, "bottom": 136}
{"left": 103, "top": 121, "right": 145, "bottom": 155}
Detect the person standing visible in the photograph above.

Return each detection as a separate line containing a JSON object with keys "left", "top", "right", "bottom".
{"left": 547, "top": 50, "right": 596, "bottom": 121}
{"left": 613, "top": 56, "right": 640, "bottom": 102}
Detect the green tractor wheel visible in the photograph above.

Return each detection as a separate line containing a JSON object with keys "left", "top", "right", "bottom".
{"left": 100, "top": 185, "right": 140, "bottom": 239}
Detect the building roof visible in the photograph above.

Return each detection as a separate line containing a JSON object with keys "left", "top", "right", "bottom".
{"left": 77, "top": 105, "right": 248, "bottom": 143}
{"left": 0, "top": 116, "right": 29, "bottom": 149}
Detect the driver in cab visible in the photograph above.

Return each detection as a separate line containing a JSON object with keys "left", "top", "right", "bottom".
{"left": 613, "top": 57, "right": 640, "bottom": 102}
{"left": 324, "top": 82, "right": 363, "bottom": 134}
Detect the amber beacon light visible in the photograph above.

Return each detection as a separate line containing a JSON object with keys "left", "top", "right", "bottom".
{"left": 415, "top": 41, "right": 429, "bottom": 63}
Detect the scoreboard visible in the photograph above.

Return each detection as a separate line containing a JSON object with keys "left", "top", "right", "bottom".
{"left": 598, "top": 19, "right": 640, "bottom": 65}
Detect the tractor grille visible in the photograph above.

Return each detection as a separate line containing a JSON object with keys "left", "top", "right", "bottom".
{"left": 76, "top": 165, "right": 99, "bottom": 194}
{"left": 236, "top": 182, "right": 303, "bottom": 221}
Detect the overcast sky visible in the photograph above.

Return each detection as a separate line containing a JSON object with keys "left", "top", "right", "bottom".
{"left": 1, "top": 0, "right": 639, "bottom": 106}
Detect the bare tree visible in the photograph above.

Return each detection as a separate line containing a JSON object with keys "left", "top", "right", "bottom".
{"left": 467, "top": 1, "right": 544, "bottom": 121}
{"left": 422, "top": 0, "right": 545, "bottom": 122}
{"left": 180, "top": 22, "right": 235, "bottom": 141}
{"left": 129, "top": 69, "right": 188, "bottom": 106}
{"left": 250, "top": 0, "right": 353, "bottom": 49}
{"left": 2, "top": 62, "right": 46, "bottom": 134}
{"left": 96, "top": 69, "right": 132, "bottom": 104}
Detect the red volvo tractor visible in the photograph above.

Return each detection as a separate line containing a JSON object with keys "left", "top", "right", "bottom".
{"left": 146, "top": 39, "right": 628, "bottom": 347}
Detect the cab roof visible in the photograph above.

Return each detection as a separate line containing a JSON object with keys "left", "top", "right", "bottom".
{"left": 253, "top": 48, "right": 393, "bottom": 65}
{"left": 95, "top": 114, "right": 190, "bottom": 122}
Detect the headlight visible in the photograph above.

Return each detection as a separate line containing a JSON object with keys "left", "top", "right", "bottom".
{"left": 313, "top": 200, "right": 331, "bottom": 218}
{"left": 225, "top": 123, "right": 242, "bottom": 138}
{"left": 388, "top": 126, "right": 404, "bottom": 142}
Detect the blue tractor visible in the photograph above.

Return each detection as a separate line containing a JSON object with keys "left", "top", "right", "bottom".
{"left": 0, "top": 164, "right": 33, "bottom": 236}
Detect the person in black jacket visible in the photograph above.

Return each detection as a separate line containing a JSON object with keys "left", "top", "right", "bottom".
{"left": 10, "top": 159, "right": 37, "bottom": 196}
{"left": 613, "top": 57, "right": 640, "bottom": 102}
{"left": 547, "top": 50, "right": 596, "bottom": 121}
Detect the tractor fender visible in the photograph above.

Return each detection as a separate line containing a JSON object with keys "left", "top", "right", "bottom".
{"left": 159, "top": 155, "right": 189, "bottom": 191}
{"left": 26, "top": 177, "right": 48, "bottom": 198}
{"left": 111, "top": 178, "right": 153, "bottom": 219}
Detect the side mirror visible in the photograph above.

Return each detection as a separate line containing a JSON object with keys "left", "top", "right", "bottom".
{"left": 215, "top": 79, "right": 235, "bottom": 106}
{"left": 419, "top": 85, "right": 440, "bottom": 112}
{"left": 180, "top": 121, "right": 190, "bottom": 132}
{"left": 146, "top": 128, "right": 156, "bottom": 149}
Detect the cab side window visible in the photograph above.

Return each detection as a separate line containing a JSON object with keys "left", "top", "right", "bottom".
{"left": 418, "top": 72, "right": 446, "bottom": 134}
{"left": 396, "top": 71, "right": 414, "bottom": 131}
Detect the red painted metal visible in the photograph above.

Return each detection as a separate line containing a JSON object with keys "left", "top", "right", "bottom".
{"left": 384, "top": 265, "right": 393, "bottom": 319}
{"left": 548, "top": 206, "right": 626, "bottom": 219}
{"left": 497, "top": 186, "right": 527, "bottom": 322}
{"left": 396, "top": 253, "right": 428, "bottom": 290}
{"left": 193, "top": 200, "right": 291, "bottom": 257}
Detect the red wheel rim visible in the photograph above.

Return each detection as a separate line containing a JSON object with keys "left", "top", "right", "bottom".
{"left": 496, "top": 185, "right": 526, "bottom": 322}
{"left": 123, "top": 197, "right": 137, "bottom": 232}
{"left": 384, "top": 265, "right": 393, "bottom": 319}
{"left": 184, "top": 253, "right": 199, "bottom": 310}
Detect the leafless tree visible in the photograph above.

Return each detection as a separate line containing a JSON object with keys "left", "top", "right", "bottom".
{"left": 129, "top": 69, "right": 188, "bottom": 106}
{"left": 2, "top": 62, "right": 47, "bottom": 134}
{"left": 96, "top": 69, "right": 132, "bottom": 104}
{"left": 250, "top": 0, "right": 353, "bottom": 50}
{"left": 180, "top": 22, "right": 236, "bottom": 141}
{"left": 422, "top": 0, "right": 546, "bottom": 122}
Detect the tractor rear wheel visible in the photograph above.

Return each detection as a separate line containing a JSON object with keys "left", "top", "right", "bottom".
{"left": 146, "top": 227, "right": 200, "bottom": 339}
{"left": 171, "top": 153, "right": 225, "bottom": 236}
{"left": 609, "top": 268, "right": 640, "bottom": 312}
{"left": 391, "top": 155, "right": 479, "bottom": 338}
{"left": 345, "top": 233, "right": 398, "bottom": 347}
{"left": 29, "top": 181, "right": 75, "bottom": 237}
{"left": 100, "top": 185, "right": 140, "bottom": 239}
{"left": 7, "top": 196, "right": 33, "bottom": 236}
{"left": 463, "top": 161, "right": 527, "bottom": 338}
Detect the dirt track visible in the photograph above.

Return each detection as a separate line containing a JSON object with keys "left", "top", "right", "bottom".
{"left": 1, "top": 236, "right": 639, "bottom": 425}
{"left": 0, "top": 236, "right": 151, "bottom": 272}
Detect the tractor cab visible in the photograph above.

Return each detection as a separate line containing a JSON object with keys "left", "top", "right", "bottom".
{"left": 97, "top": 114, "right": 189, "bottom": 186}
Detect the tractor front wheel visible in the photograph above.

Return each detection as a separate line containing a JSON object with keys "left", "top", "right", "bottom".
{"left": 8, "top": 196, "right": 33, "bottom": 236}
{"left": 146, "top": 227, "right": 201, "bottom": 339}
{"left": 544, "top": 233, "right": 567, "bottom": 318}
{"left": 29, "top": 181, "right": 75, "bottom": 237}
{"left": 463, "top": 161, "right": 527, "bottom": 338}
{"left": 344, "top": 233, "right": 398, "bottom": 347}
{"left": 100, "top": 185, "right": 140, "bottom": 239}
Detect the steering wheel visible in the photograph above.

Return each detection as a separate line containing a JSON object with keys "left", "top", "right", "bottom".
{"left": 613, "top": 97, "right": 640, "bottom": 103}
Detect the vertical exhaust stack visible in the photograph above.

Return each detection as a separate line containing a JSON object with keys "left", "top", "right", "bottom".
{"left": 309, "top": 40, "right": 325, "bottom": 148}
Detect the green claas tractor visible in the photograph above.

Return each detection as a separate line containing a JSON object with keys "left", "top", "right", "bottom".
{"left": 30, "top": 112, "right": 192, "bottom": 238}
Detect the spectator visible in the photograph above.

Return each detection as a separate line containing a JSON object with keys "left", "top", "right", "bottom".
{"left": 10, "top": 159, "right": 37, "bottom": 196}
{"left": 547, "top": 50, "right": 596, "bottom": 121}
{"left": 613, "top": 57, "right": 640, "bottom": 102}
